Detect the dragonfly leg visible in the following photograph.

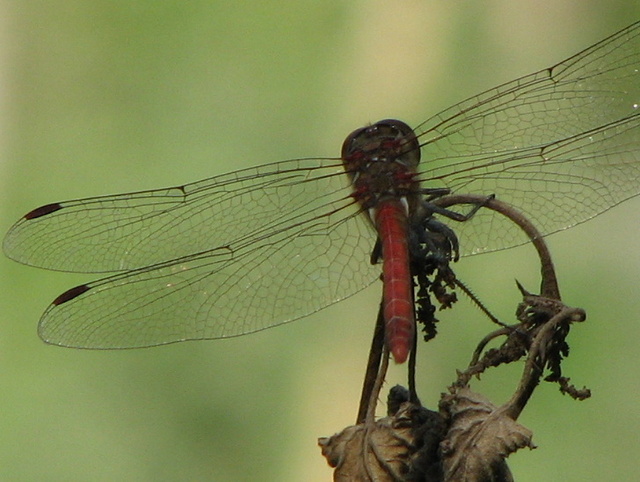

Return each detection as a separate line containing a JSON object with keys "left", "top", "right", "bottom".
{"left": 425, "top": 193, "right": 496, "bottom": 222}
{"left": 369, "top": 238, "right": 383, "bottom": 265}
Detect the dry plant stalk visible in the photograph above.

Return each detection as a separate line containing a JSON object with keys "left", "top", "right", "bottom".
{"left": 319, "top": 196, "right": 590, "bottom": 481}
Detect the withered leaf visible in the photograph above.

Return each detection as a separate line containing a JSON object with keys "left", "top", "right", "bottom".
{"left": 319, "top": 402, "right": 445, "bottom": 481}
{"left": 440, "top": 388, "right": 535, "bottom": 482}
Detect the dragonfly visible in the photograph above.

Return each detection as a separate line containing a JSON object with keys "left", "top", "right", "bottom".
{"left": 4, "top": 21, "right": 640, "bottom": 363}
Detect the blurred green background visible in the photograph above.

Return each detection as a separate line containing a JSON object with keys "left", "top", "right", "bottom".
{"left": 1, "top": 1, "right": 639, "bottom": 480}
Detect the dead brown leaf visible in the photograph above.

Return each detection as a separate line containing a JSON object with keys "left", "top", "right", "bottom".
{"left": 439, "top": 388, "right": 535, "bottom": 482}
{"left": 319, "top": 402, "right": 445, "bottom": 481}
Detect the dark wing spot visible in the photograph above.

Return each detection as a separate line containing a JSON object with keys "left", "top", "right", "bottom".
{"left": 53, "top": 284, "right": 91, "bottom": 305}
{"left": 25, "top": 203, "right": 63, "bottom": 220}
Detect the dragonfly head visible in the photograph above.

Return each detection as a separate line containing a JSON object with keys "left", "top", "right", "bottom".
{"left": 341, "top": 119, "right": 421, "bottom": 172}
{"left": 341, "top": 119, "right": 422, "bottom": 209}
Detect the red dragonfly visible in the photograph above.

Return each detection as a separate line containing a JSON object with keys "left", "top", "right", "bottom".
{"left": 4, "top": 21, "right": 640, "bottom": 363}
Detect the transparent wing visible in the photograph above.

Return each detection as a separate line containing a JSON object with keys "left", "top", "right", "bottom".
{"left": 416, "top": 21, "right": 640, "bottom": 255}
{"left": 4, "top": 159, "right": 381, "bottom": 348}
{"left": 4, "top": 158, "right": 352, "bottom": 271}
{"left": 6, "top": 22, "right": 640, "bottom": 348}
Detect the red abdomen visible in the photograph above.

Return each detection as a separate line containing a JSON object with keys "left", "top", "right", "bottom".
{"left": 373, "top": 199, "right": 414, "bottom": 363}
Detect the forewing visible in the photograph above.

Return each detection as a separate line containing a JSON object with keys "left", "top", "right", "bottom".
{"left": 416, "top": 21, "right": 640, "bottom": 255}
{"left": 4, "top": 158, "right": 354, "bottom": 272}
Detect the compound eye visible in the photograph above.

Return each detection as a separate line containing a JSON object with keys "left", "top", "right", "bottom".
{"left": 341, "top": 126, "right": 368, "bottom": 159}
{"left": 374, "top": 119, "right": 414, "bottom": 138}
{"left": 341, "top": 119, "right": 420, "bottom": 163}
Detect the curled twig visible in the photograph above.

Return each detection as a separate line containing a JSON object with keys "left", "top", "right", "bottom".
{"left": 434, "top": 194, "right": 560, "bottom": 299}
